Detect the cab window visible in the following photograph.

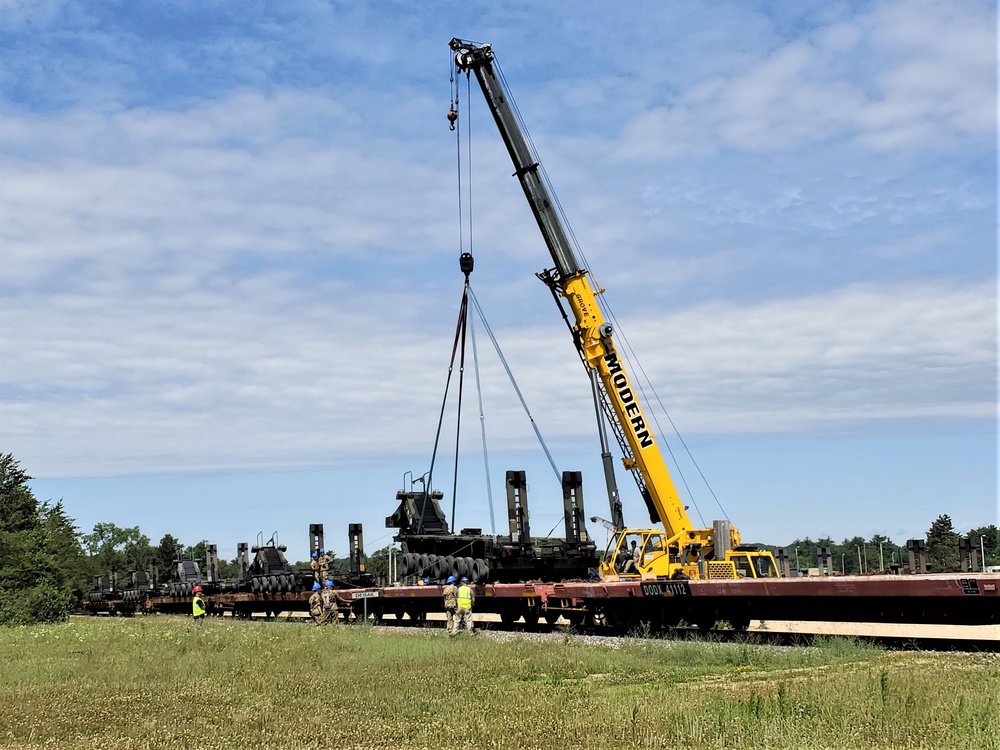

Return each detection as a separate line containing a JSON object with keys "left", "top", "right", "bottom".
{"left": 641, "top": 534, "right": 663, "bottom": 565}
{"left": 729, "top": 554, "right": 753, "bottom": 578}
{"left": 753, "top": 555, "right": 778, "bottom": 578}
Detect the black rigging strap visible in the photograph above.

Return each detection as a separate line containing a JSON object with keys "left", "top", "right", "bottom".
{"left": 419, "top": 254, "right": 474, "bottom": 533}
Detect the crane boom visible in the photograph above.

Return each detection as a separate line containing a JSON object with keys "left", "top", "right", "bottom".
{"left": 450, "top": 39, "right": 691, "bottom": 537}
{"left": 451, "top": 38, "right": 778, "bottom": 580}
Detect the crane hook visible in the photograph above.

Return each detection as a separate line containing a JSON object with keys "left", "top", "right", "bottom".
{"left": 447, "top": 107, "right": 458, "bottom": 131}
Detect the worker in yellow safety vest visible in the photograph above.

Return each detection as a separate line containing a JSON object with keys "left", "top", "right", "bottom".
{"left": 192, "top": 585, "right": 206, "bottom": 628}
{"left": 455, "top": 577, "right": 475, "bottom": 634}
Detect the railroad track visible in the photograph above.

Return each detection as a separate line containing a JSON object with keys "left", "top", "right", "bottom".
{"left": 369, "top": 614, "right": 1000, "bottom": 652}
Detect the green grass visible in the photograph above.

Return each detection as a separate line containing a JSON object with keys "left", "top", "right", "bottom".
{"left": 0, "top": 618, "right": 996, "bottom": 749}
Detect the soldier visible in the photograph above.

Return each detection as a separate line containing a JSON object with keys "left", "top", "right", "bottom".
{"left": 443, "top": 575, "right": 459, "bottom": 635}
{"left": 455, "top": 576, "right": 475, "bottom": 634}
{"left": 308, "top": 582, "right": 323, "bottom": 624}
{"left": 318, "top": 548, "right": 332, "bottom": 583}
{"left": 309, "top": 551, "right": 321, "bottom": 584}
{"left": 319, "top": 579, "right": 339, "bottom": 626}
{"left": 192, "top": 584, "right": 206, "bottom": 629}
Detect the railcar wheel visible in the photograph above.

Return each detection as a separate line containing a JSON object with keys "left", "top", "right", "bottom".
{"left": 588, "top": 606, "right": 618, "bottom": 631}
{"left": 728, "top": 616, "right": 751, "bottom": 633}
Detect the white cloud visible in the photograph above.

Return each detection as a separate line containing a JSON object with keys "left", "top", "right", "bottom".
{"left": 0, "top": 90, "right": 454, "bottom": 286}
{"left": 0, "top": 1, "right": 993, "bottom": 488}
{"left": 614, "top": 0, "right": 995, "bottom": 158}
{"left": 3, "top": 268, "right": 992, "bottom": 477}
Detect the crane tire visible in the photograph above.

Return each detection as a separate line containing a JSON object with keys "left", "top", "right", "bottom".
{"left": 475, "top": 559, "right": 490, "bottom": 582}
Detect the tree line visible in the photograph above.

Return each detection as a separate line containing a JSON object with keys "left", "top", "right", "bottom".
{"left": 773, "top": 512, "right": 997, "bottom": 575}
{"left": 1, "top": 452, "right": 996, "bottom": 625}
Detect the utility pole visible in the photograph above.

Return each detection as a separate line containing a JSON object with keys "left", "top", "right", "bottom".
{"left": 879, "top": 542, "right": 884, "bottom": 571}
{"left": 982, "top": 536, "right": 988, "bottom": 572}
{"left": 857, "top": 546, "right": 863, "bottom": 573}
{"left": 841, "top": 553, "right": 846, "bottom": 575}
{"left": 795, "top": 546, "right": 800, "bottom": 574}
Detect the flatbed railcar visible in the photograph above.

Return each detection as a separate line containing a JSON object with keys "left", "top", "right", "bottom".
{"left": 335, "top": 573, "right": 1000, "bottom": 633}
{"left": 89, "top": 573, "right": 998, "bottom": 636}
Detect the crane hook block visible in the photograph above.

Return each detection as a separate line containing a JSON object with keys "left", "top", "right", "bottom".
{"left": 459, "top": 252, "right": 474, "bottom": 276}
{"left": 447, "top": 107, "right": 458, "bottom": 131}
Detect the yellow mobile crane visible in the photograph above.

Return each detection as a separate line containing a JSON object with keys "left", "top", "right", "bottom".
{"left": 450, "top": 39, "right": 778, "bottom": 581}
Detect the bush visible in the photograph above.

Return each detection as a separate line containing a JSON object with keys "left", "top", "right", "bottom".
{"left": 0, "top": 584, "right": 76, "bottom": 626}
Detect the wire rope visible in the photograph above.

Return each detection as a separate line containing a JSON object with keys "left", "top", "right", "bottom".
{"left": 493, "top": 57, "right": 727, "bottom": 528}
{"left": 469, "top": 303, "right": 497, "bottom": 535}
{"left": 468, "top": 285, "right": 561, "bottom": 484}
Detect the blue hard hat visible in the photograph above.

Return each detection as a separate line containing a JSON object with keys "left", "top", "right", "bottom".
{"left": 461, "top": 577, "right": 468, "bottom": 582}
{"left": 447, "top": 575, "right": 456, "bottom": 583}
{"left": 423, "top": 578, "right": 430, "bottom": 584}
{"left": 325, "top": 580, "right": 334, "bottom": 587}
{"left": 312, "top": 582, "right": 321, "bottom": 591}
{"left": 311, "top": 551, "right": 318, "bottom": 558}
{"left": 319, "top": 548, "right": 325, "bottom": 554}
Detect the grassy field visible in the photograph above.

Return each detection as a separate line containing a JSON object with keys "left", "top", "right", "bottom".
{"left": 0, "top": 617, "right": 996, "bottom": 750}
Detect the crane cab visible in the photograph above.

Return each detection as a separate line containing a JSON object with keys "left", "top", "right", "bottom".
{"left": 599, "top": 529, "right": 676, "bottom": 579}
{"left": 599, "top": 528, "right": 779, "bottom": 581}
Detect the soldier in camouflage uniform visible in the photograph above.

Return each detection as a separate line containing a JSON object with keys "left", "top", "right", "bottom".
{"left": 442, "top": 575, "right": 459, "bottom": 636}
{"left": 310, "top": 552, "right": 321, "bottom": 584}
{"left": 318, "top": 548, "right": 332, "bottom": 584}
{"left": 308, "top": 582, "right": 323, "bottom": 624}
{"left": 318, "top": 579, "right": 339, "bottom": 626}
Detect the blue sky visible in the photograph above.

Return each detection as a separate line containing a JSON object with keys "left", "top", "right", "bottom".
{"left": 3, "top": 0, "right": 996, "bottom": 563}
